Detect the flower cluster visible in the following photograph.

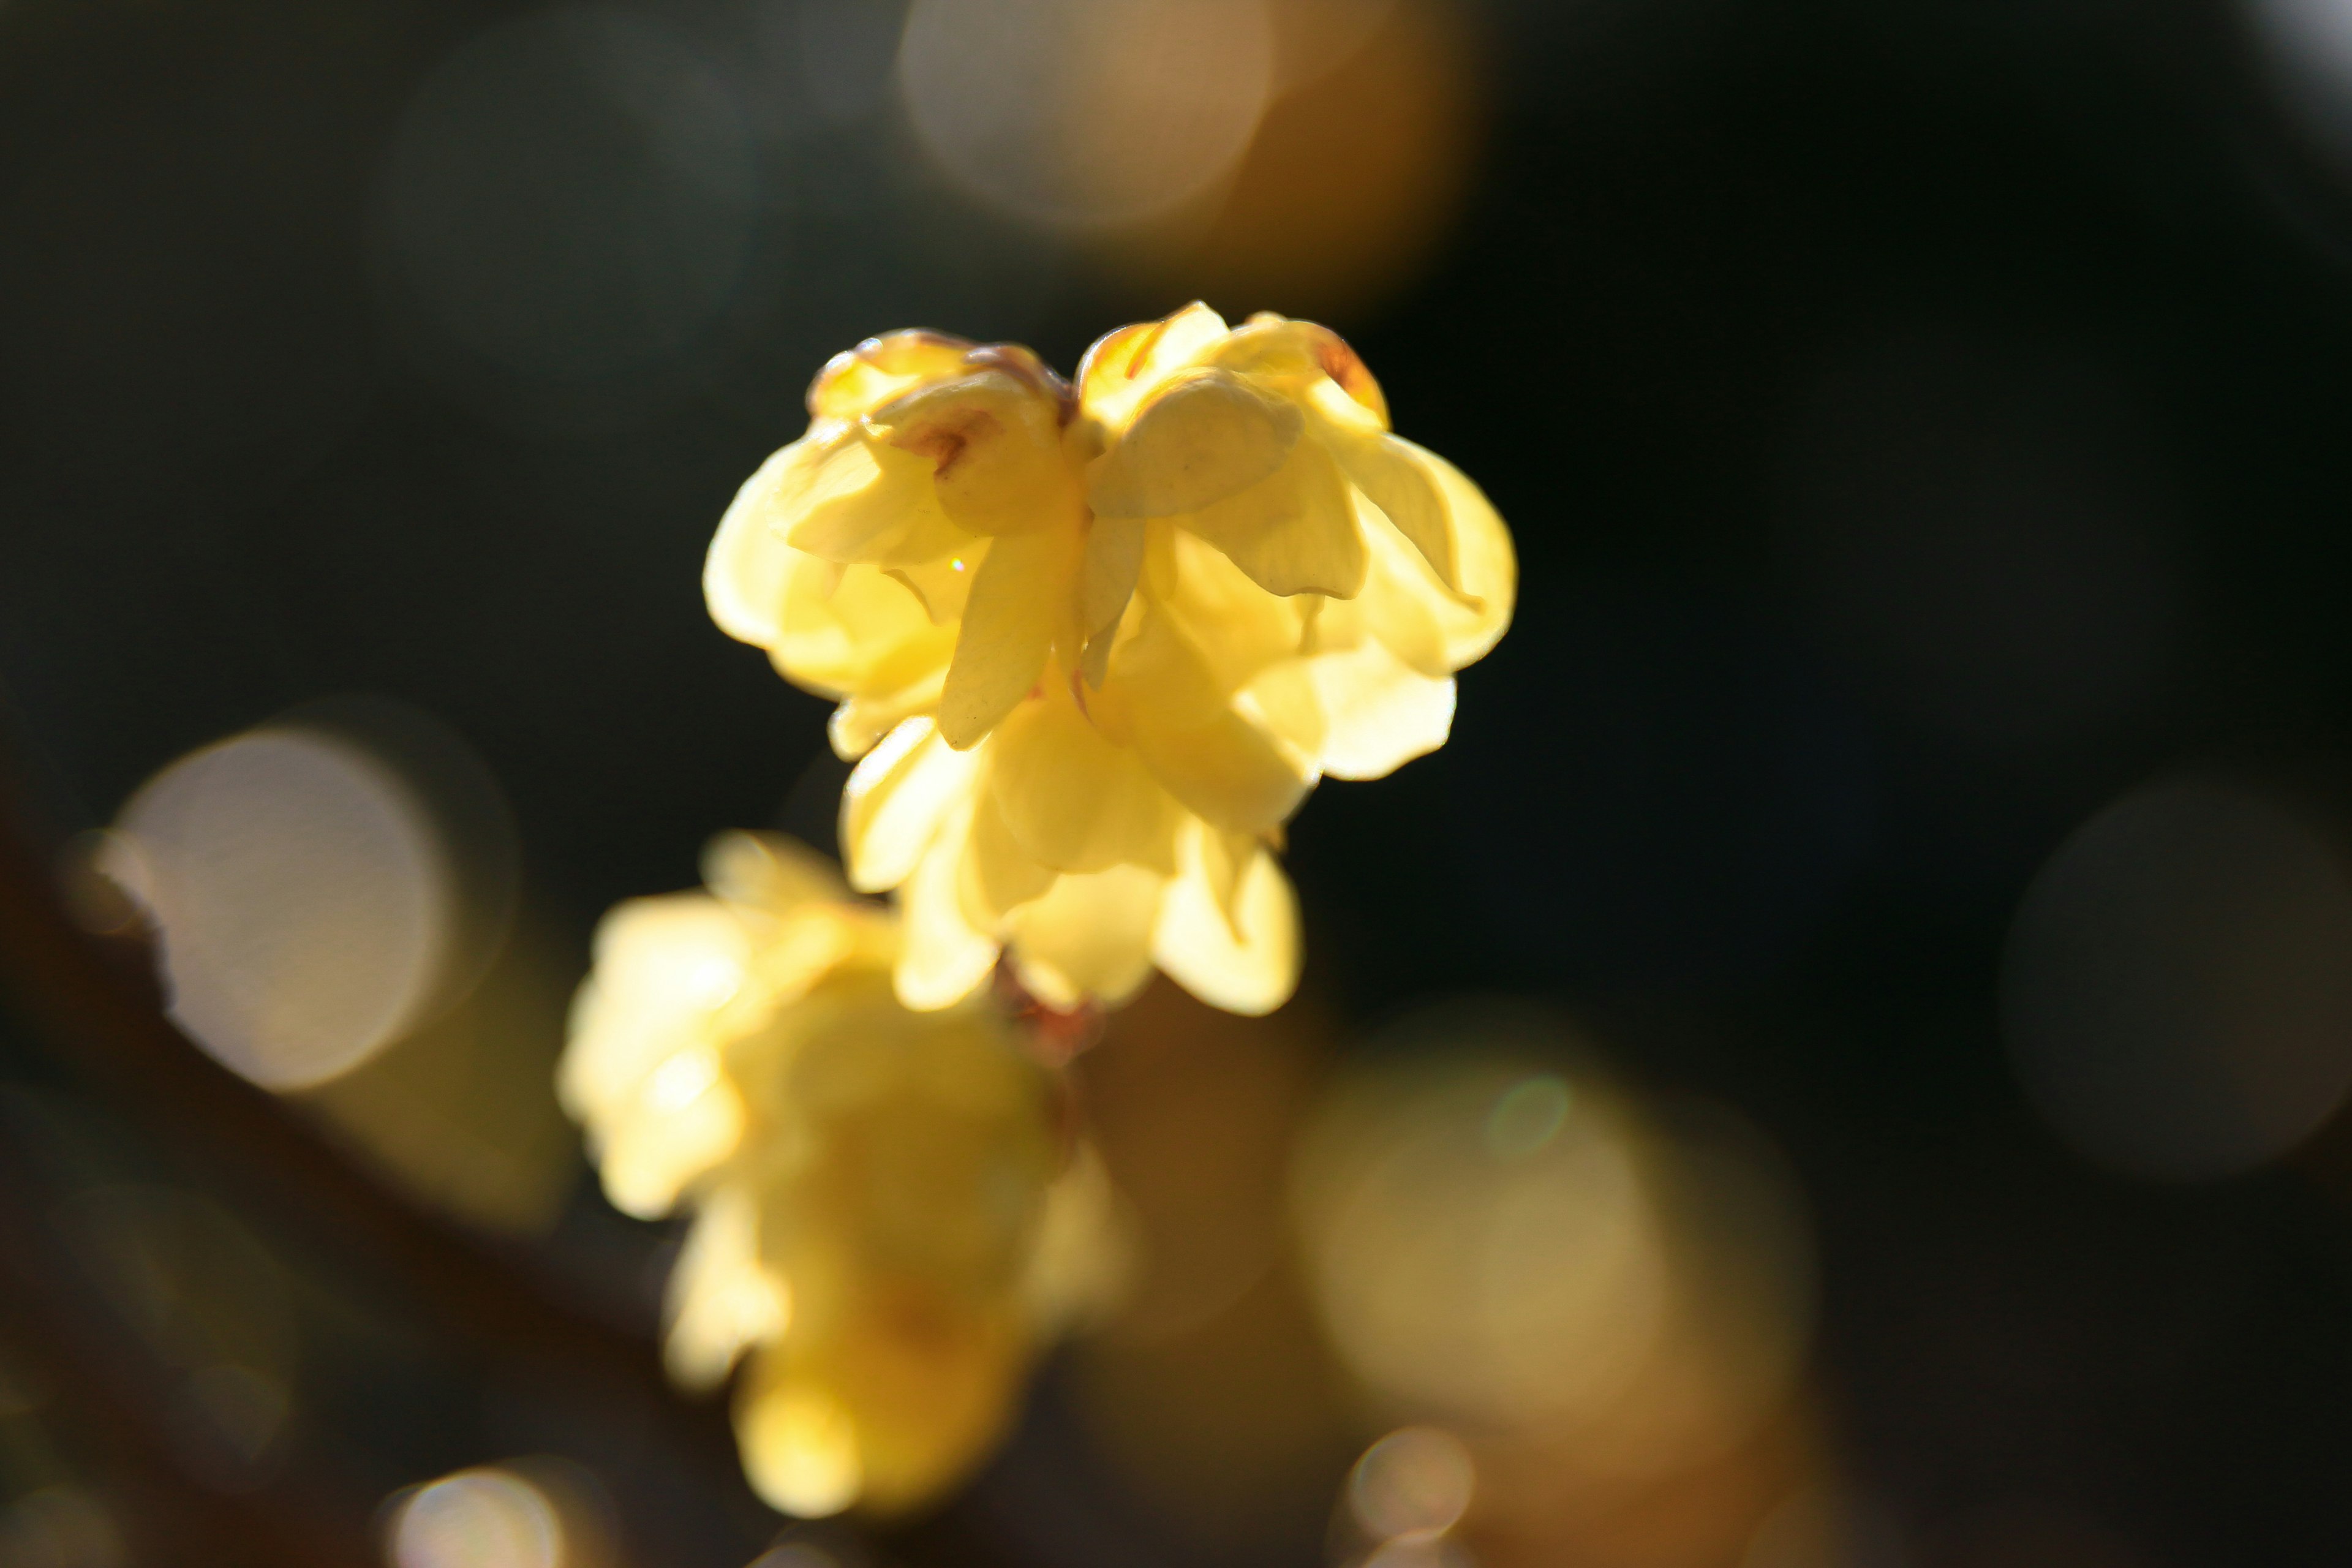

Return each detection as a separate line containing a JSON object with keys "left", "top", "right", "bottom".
{"left": 706, "top": 303, "right": 1513, "bottom": 1016}
{"left": 560, "top": 833, "right": 1110, "bottom": 1517}
{"left": 564, "top": 306, "right": 1511, "bottom": 1518}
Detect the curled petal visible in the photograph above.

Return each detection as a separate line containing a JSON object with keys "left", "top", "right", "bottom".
{"left": 842, "top": 719, "right": 981, "bottom": 893}
{"left": 736, "top": 1363, "right": 864, "bottom": 1518}
{"left": 938, "top": 527, "right": 1081, "bottom": 750}
{"left": 1075, "top": 302, "right": 1231, "bottom": 432}
{"left": 1089, "top": 369, "right": 1302, "bottom": 520}
{"left": 1006, "top": 864, "right": 1165, "bottom": 1011}
{"left": 1152, "top": 822, "right": 1300, "bottom": 1016}
{"left": 809, "top": 330, "right": 978, "bottom": 420}
{"left": 1215, "top": 313, "right": 1390, "bottom": 428}
{"left": 706, "top": 440, "right": 816, "bottom": 649}
{"left": 876, "top": 371, "right": 1075, "bottom": 538}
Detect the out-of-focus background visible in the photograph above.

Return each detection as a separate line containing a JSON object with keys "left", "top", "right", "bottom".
{"left": 7, "top": 0, "right": 2352, "bottom": 1563}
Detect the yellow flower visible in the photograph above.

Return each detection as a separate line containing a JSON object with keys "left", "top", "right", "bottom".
{"left": 707, "top": 305, "right": 1513, "bottom": 1016}
{"left": 560, "top": 832, "right": 1108, "bottom": 1517}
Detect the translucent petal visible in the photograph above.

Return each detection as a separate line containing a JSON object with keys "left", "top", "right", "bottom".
{"left": 783, "top": 431, "right": 969, "bottom": 567}
{"left": 1089, "top": 369, "right": 1303, "bottom": 520}
{"left": 895, "top": 809, "right": 1001, "bottom": 1009}
{"left": 938, "top": 527, "right": 1080, "bottom": 750}
{"left": 772, "top": 557, "right": 957, "bottom": 699}
{"left": 1175, "top": 434, "right": 1367, "bottom": 600}
{"left": 1101, "top": 609, "right": 1317, "bottom": 835}
{"left": 706, "top": 439, "right": 816, "bottom": 649}
{"left": 1398, "top": 439, "right": 1517, "bottom": 667}
{"left": 1080, "top": 514, "right": 1146, "bottom": 652}
{"left": 1305, "top": 640, "right": 1457, "bottom": 780}
{"left": 961, "top": 786, "right": 1056, "bottom": 926}
{"left": 842, "top": 719, "right": 981, "bottom": 893}
{"left": 1332, "top": 428, "right": 1456, "bottom": 590}
{"left": 1075, "top": 303, "right": 1230, "bottom": 432}
{"left": 875, "top": 371, "right": 1076, "bottom": 538}
{"left": 1155, "top": 527, "right": 1314, "bottom": 696}
{"left": 1152, "top": 822, "right": 1300, "bottom": 1016}
{"left": 1007, "top": 863, "right": 1164, "bottom": 1010}
{"left": 988, "top": 684, "right": 1182, "bottom": 874}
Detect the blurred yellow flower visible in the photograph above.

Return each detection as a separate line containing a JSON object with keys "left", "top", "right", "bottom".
{"left": 707, "top": 305, "right": 1513, "bottom": 1015}
{"left": 560, "top": 832, "right": 1115, "bottom": 1517}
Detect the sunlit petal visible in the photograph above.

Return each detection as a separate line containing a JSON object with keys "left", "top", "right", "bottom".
{"left": 1151, "top": 821, "right": 1300, "bottom": 1015}
{"left": 842, "top": 718, "right": 981, "bottom": 893}
{"left": 1006, "top": 863, "right": 1165, "bottom": 1009}
{"left": 1089, "top": 369, "right": 1303, "bottom": 519}
{"left": 938, "top": 527, "right": 1080, "bottom": 750}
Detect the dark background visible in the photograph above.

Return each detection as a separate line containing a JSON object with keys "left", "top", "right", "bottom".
{"left": 6, "top": 0, "right": 2352, "bottom": 1562}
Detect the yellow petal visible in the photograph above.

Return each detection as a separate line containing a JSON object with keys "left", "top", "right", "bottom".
{"left": 1075, "top": 302, "right": 1231, "bottom": 432}
{"left": 597, "top": 1055, "right": 744, "bottom": 1219}
{"left": 987, "top": 683, "right": 1182, "bottom": 874}
{"left": 1130, "top": 699, "right": 1314, "bottom": 839}
{"left": 1176, "top": 434, "right": 1367, "bottom": 600}
{"left": 1100, "top": 608, "right": 1317, "bottom": 835}
{"left": 938, "top": 527, "right": 1080, "bottom": 750}
{"left": 1152, "top": 822, "right": 1299, "bottom": 1016}
{"left": 1006, "top": 863, "right": 1164, "bottom": 1009}
{"left": 808, "top": 330, "right": 977, "bottom": 420}
{"left": 895, "top": 809, "right": 1001, "bottom": 1009}
{"left": 1089, "top": 369, "right": 1302, "bottom": 520}
{"left": 706, "top": 438, "right": 818, "bottom": 649}
{"left": 1331, "top": 428, "right": 1456, "bottom": 590}
{"left": 842, "top": 718, "right": 981, "bottom": 893}
{"left": 1153, "top": 526, "right": 1314, "bottom": 696}
{"left": 1395, "top": 440, "right": 1517, "bottom": 667}
{"left": 1080, "top": 514, "right": 1145, "bottom": 652}
{"left": 827, "top": 669, "right": 946, "bottom": 760}
{"left": 666, "top": 1187, "right": 791, "bottom": 1390}
{"left": 701, "top": 830, "right": 845, "bottom": 909}
{"left": 875, "top": 371, "right": 1076, "bottom": 538}
{"left": 960, "top": 786, "right": 1057, "bottom": 926}
{"left": 782, "top": 430, "right": 968, "bottom": 567}
{"left": 1220, "top": 312, "right": 1390, "bottom": 427}
{"left": 736, "top": 1365, "right": 863, "bottom": 1518}
{"left": 1305, "top": 640, "right": 1457, "bottom": 780}
{"left": 770, "top": 557, "right": 956, "bottom": 699}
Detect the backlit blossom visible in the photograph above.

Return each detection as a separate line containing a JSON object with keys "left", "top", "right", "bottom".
{"left": 707, "top": 304, "right": 1513, "bottom": 1014}
{"left": 560, "top": 832, "right": 1112, "bottom": 1517}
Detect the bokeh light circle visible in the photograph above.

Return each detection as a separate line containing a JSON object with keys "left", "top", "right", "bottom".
{"left": 896, "top": 0, "right": 1276, "bottom": 231}
{"left": 107, "top": 728, "right": 456, "bottom": 1090}
{"left": 388, "top": 1469, "right": 563, "bottom": 1568}
{"left": 2002, "top": 778, "right": 2352, "bottom": 1180}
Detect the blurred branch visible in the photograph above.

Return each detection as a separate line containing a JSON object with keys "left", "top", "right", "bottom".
{"left": 0, "top": 1132, "right": 374, "bottom": 1568}
{"left": 0, "top": 782, "right": 745, "bottom": 1494}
